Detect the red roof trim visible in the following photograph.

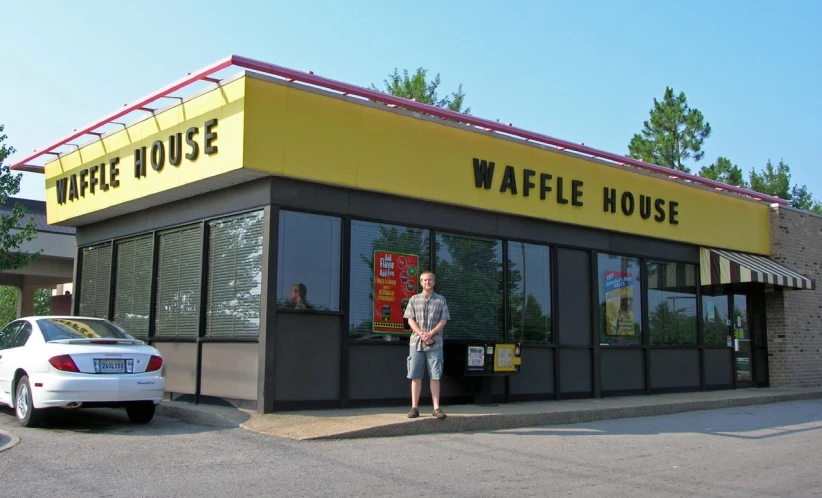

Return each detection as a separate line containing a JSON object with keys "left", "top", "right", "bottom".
{"left": 12, "top": 54, "right": 788, "bottom": 205}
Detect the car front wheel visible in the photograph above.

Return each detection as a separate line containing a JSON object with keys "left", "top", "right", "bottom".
{"left": 15, "top": 375, "right": 43, "bottom": 428}
{"left": 126, "top": 401, "right": 156, "bottom": 424}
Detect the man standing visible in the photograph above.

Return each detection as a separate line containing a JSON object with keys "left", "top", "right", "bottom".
{"left": 403, "top": 271, "right": 450, "bottom": 419}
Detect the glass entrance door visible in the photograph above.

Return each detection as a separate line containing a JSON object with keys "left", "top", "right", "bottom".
{"left": 733, "top": 294, "right": 752, "bottom": 385}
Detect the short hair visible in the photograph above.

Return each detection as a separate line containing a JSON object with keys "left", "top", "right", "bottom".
{"left": 419, "top": 271, "right": 435, "bottom": 280}
{"left": 291, "top": 283, "right": 307, "bottom": 299}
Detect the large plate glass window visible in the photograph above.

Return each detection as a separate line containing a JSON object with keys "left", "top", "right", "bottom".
{"left": 349, "top": 220, "right": 431, "bottom": 340}
{"left": 597, "top": 253, "right": 643, "bottom": 346}
{"left": 647, "top": 261, "right": 698, "bottom": 345}
{"left": 507, "top": 242, "right": 552, "bottom": 344}
{"left": 155, "top": 225, "right": 203, "bottom": 339}
{"left": 277, "top": 211, "right": 341, "bottom": 311}
{"left": 435, "top": 232, "right": 503, "bottom": 343}
{"left": 206, "top": 211, "right": 264, "bottom": 338}
{"left": 113, "top": 235, "right": 153, "bottom": 340}
{"left": 78, "top": 243, "right": 112, "bottom": 319}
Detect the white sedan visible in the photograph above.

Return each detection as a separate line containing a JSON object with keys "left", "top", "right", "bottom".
{"left": 0, "top": 316, "right": 165, "bottom": 427}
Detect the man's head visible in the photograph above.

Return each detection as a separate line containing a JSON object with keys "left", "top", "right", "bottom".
{"left": 291, "top": 283, "right": 307, "bottom": 302}
{"left": 419, "top": 271, "right": 436, "bottom": 293}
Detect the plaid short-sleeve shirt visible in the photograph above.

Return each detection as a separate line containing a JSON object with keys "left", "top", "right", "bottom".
{"left": 403, "top": 291, "right": 450, "bottom": 351}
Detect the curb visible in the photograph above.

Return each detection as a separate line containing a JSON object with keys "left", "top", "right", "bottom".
{"left": 304, "top": 390, "right": 822, "bottom": 440}
{"left": 155, "top": 389, "right": 822, "bottom": 440}
{"left": 0, "top": 428, "right": 21, "bottom": 453}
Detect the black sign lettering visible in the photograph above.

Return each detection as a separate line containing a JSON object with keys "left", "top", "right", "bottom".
{"left": 204, "top": 119, "right": 218, "bottom": 155}
{"left": 53, "top": 118, "right": 218, "bottom": 205}
{"left": 135, "top": 147, "right": 147, "bottom": 178}
{"left": 540, "top": 173, "right": 552, "bottom": 200}
{"left": 639, "top": 195, "right": 652, "bottom": 219}
{"left": 69, "top": 174, "right": 78, "bottom": 201}
{"left": 185, "top": 127, "right": 199, "bottom": 160}
{"left": 79, "top": 170, "right": 89, "bottom": 197}
{"left": 56, "top": 178, "right": 68, "bottom": 204}
{"left": 473, "top": 158, "right": 494, "bottom": 189}
{"left": 169, "top": 133, "right": 182, "bottom": 166}
{"left": 556, "top": 177, "right": 569, "bottom": 204}
{"left": 522, "top": 169, "right": 536, "bottom": 197}
{"left": 571, "top": 180, "right": 584, "bottom": 206}
{"left": 100, "top": 160, "right": 109, "bottom": 191}
{"left": 669, "top": 201, "right": 679, "bottom": 225}
{"left": 109, "top": 157, "right": 120, "bottom": 187}
{"left": 603, "top": 187, "right": 616, "bottom": 213}
{"left": 500, "top": 165, "right": 517, "bottom": 194}
{"left": 151, "top": 140, "right": 165, "bottom": 171}
{"left": 654, "top": 198, "right": 666, "bottom": 222}
{"left": 89, "top": 165, "right": 99, "bottom": 194}
{"left": 621, "top": 191, "right": 635, "bottom": 215}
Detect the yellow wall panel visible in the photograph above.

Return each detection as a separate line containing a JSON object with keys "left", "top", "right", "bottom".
{"left": 45, "top": 78, "right": 247, "bottom": 225}
{"left": 244, "top": 77, "right": 770, "bottom": 255}
{"left": 45, "top": 74, "right": 770, "bottom": 255}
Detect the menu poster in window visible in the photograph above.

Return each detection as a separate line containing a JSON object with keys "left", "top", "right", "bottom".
{"left": 373, "top": 251, "right": 419, "bottom": 333}
{"left": 604, "top": 271, "right": 635, "bottom": 336}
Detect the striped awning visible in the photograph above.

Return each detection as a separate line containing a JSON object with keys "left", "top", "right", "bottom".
{"left": 700, "top": 248, "right": 815, "bottom": 290}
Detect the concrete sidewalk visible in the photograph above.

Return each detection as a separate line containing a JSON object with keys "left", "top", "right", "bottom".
{"left": 157, "top": 387, "right": 822, "bottom": 440}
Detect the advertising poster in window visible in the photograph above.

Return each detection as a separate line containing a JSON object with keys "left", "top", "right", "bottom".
{"left": 373, "top": 251, "right": 419, "bottom": 333}
{"left": 604, "top": 271, "right": 635, "bottom": 336}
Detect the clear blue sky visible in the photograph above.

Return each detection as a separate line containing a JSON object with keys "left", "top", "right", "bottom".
{"left": 3, "top": 0, "right": 820, "bottom": 203}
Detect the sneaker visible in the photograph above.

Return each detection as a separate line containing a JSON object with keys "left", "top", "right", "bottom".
{"left": 432, "top": 408, "right": 447, "bottom": 420}
{"left": 407, "top": 407, "right": 419, "bottom": 419}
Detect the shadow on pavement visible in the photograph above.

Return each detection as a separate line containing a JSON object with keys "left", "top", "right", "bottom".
{"left": 0, "top": 405, "right": 237, "bottom": 436}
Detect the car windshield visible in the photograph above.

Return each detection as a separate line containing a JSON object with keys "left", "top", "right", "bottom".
{"left": 37, "top": 318, "right": 135, "bottom": 342}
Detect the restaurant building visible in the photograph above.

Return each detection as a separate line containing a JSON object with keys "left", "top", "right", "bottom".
{"left": 13, "top": 56, "right": 818, "bottom": 412}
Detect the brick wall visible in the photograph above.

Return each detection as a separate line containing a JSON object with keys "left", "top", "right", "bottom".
{"left": 766, "top": 206, "right": 822, "bottom": 387}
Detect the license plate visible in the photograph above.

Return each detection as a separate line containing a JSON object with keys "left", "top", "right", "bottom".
{"left": 97, "top": 359, "right": 125, "bottom": 373}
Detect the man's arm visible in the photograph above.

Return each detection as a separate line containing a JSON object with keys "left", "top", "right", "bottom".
{"left": 422, "top": 320, "right": 447, "bottom": 341}
{"left": 407, "top": 318, "right": 424, "bottom": 336}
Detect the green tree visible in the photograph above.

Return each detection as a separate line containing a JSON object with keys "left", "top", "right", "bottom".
{"left": 0, "top": 125, "right": 39, "bottom": 270}
{"left": 749, "top": 159, "right": 791, "bottom": 199}
{"left": 747, "top": 159, "right": 822, "bottom": 211}
{"left": 789, "top": 184, "right": 817, "bottom": 212}
{"left": 0, "top": 286, "right": 17, "bottom": 325}
{"left": 628, "top": 87, "right": 711, "bottom": 173}
{"left": 0, "top": 286, "right": 52, "bottom": 324}
{"left": 698, "top": 156, "right": 748, "bottom": 188}
{"left": 371, "top": 68, "right": 470, "bottom": 114}
{"left": 33, "top": 288, "right": 52, "bottom": 315}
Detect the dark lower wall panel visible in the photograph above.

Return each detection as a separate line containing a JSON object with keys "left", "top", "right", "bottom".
{"left": 348, "top": 344, "right": 409, "bottom": 400}
{"left": 274, "top": 313, "right": 341, "bottom": 401}
{"left": 201, "top": 342, "right": 258, "bottom": 401}
{"left": 509, "top": 347, "right": 554, "bottom": 395}
{"left": 649, "top": 349, "right": 700, "bottom": 390}
{"left": 601, "top": 348, "right": 645, "bottom": 392}
{"left": 559, "top": 348, "right": 592, "bottom": 394}
{"left": 154, "top": 342, "right": 197, "bottom": 395}
{"left": 349, "top": 343, "right": 480, "bottom": 401}
{"left": 557, "top": 248, "right": 592, "bottom": 347}
{"left": 704, "top": 348, "right": 733, "bottom": 386}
